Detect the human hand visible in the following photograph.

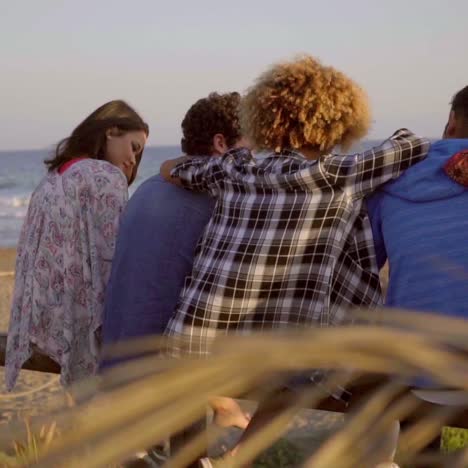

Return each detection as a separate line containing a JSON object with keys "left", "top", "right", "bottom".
{"left": 160, "top": 155, "right": 188, "bottom": 184}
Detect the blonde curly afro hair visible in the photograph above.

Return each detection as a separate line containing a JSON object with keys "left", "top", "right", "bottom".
{"left": 240, "top": 55, "right": 371, "bottom": 152}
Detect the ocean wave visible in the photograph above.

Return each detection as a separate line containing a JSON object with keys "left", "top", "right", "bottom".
{"left": 0, "top": 195, "right": 30, "bottom": 222}
{"left": 0, "top": 179, "right": 18, "bottom": 190}
{"left": 0, "top": 195, "right": 30, "bottom": 209}
{"left": 0, "top": 210, "right": 28, "bottom": 219}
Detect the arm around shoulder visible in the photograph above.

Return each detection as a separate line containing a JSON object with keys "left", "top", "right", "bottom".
{"left": 160, "top": 156, "right": 188, "bottom": 186}
{"left": 321, "top": 129, "right": 431, "bottom": 199}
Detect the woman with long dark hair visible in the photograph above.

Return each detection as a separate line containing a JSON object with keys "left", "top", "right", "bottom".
{"left": 5, "top": 100, "right": 149, "bottom": 390}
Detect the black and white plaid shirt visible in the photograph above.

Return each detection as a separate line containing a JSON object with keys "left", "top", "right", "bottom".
{"left": 165, "top": 129, "right": 430, "bottom": 357}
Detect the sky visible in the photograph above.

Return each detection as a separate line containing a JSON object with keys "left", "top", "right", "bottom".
{"left": 1, "top": 0, "right": 467, "bottom": 150}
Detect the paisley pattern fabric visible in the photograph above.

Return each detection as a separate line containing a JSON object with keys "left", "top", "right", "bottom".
{"left": 444, "top": 149, "right": 468, "bottom": 187}
{"left": 5, "top": 159, "right": 128, "bottom": 390}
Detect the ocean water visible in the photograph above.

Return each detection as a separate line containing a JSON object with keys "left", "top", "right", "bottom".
{"left": 0, "top": 141, "right": 380, "bottom": 248}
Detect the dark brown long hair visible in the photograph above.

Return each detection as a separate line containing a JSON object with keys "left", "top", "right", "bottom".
{"left": 45, "top": 100, "right": 149, "bottom": 185}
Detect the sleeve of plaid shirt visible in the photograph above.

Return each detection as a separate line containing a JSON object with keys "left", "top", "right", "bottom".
{"left": 170, "top": 156, "right": 222, "bottom": 194}
{"left": 319, "top": 129, "right": 431, "bottom": 200}
{"left": 170, "top": 148, "right": 252, "bottom": 195}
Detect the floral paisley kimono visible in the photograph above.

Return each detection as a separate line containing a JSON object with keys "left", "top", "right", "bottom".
{"left": 5, "top": 159, "right": 128, "bottom": 390}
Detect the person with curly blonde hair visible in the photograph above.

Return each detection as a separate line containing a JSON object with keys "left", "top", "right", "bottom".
{"left": 161, "top": 56, "right": 430, "bottom": 466}
{"left": 240, "top": 55, "right": 371, "bottom": 153}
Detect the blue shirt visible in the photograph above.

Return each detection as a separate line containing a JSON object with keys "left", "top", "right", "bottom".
{"left": 367, "top": 139, "right": 468, "bottom": 318}
{"left": 101, "top": 174, "right": 214, "bottom": 366}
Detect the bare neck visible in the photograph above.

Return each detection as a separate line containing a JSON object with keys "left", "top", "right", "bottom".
{"left": 300, "top": 147, "right": 329, "bottom": 160}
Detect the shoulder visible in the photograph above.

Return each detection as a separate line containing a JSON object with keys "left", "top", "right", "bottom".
{"left": 222, "top": 147, "right": 253, "bottom": 163}
{"left": 63, "top": 159, "right": 127, "bottom": 193}
{"left": 69, "top": 159, "right": 126, "bottom": 182}
{"left": 125, "top": 174, "right": 213, "bottom": 224}
{"left": 118, "top": 176, "right": 213, "bottom": 257}
{"left": 130, "top": 174, "right": 169, "bottom": 201}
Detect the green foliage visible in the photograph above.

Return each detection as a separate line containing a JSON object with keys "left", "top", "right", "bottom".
{"left": 442, "top": 427, "right": 468, "bottom": 453}
{"left": 253, "top": 439, "right": 305, "bottom": 468}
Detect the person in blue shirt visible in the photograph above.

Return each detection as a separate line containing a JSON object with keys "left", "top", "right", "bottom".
{"left": 367, "top": 85, "right": 468, "bottom": 317}
{"left": 101, "top": 92, "right": 250, "bottom": 429}
{"left": 366, "top": 86, "right": 468, "bottom": 462}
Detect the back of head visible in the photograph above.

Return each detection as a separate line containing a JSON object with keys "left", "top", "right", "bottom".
{"left": 447, "top": 86, "right": 468, "bottom": 139}
{"left": 240, "top": 55, "right": 371, "bottom": 153}
{"left": 181, "top": 92, "right": 241, "bottom": 156}
{"left": 45, "top": 100, "right": 149, "bottom": 184}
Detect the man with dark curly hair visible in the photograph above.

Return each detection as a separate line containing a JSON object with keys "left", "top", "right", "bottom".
{"left": 181, "top": 92, "right": 243, "bottom": 156}
{"left": 100, "top": 93, "right": 250, "bottom": 442}
{"left": 102, "top": 92, "right": 245, "bottom": 353}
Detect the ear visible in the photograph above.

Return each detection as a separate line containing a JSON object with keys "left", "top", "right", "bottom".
{"left": 106, "top": 127, "right": 120, "bottom": 140}
{"left": 212, "top": 134, "right": 228, "bottom": 155}
{"left": 443, "top": 111, "right": 457, "bottom": 139}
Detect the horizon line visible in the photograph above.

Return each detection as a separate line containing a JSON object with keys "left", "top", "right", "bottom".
{"left": 0, "top": 138, "right": 440, "bottom": 154}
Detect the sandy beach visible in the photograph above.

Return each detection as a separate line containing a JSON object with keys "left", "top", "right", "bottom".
{"left": 0, "top": 248, "right": 15, "bottom": 331}
{"left": 0, "top": 248, "right": 15, "bottom": 272}
{"left": 0, "top": 248, "right": 66, "bottom": 426}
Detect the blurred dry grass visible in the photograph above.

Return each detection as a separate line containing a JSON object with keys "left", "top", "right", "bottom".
{"left": 1, "top": 310, "right": 467, "bottom": 467}
{"left": 0, "top": 251, "right": 466, "bottom": 467}
{"left": 0, "top": 248, "right": 65, "bottom": 426}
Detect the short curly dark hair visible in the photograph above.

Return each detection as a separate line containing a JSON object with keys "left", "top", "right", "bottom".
{"left": 452, "top": 85, "right": 468, "bottom": 120}
{"left": 181, "top": 92, "right": 242, "bottom": 155}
